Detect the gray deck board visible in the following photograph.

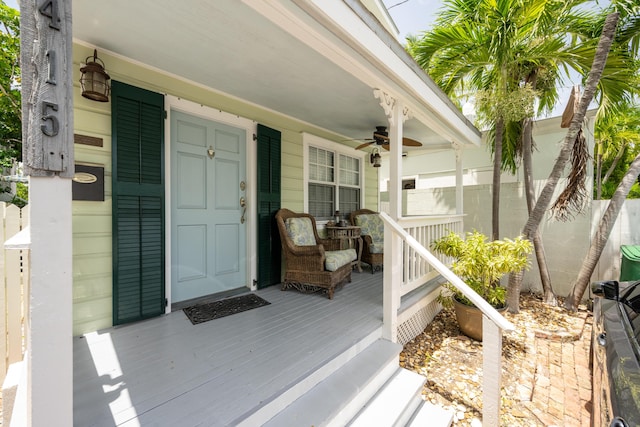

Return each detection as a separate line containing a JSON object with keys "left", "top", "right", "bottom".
{"left": 74, "top": 272, "right": 383, "bottom": 426}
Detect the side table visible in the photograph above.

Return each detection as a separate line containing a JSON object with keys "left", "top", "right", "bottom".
{"left": 326, "top": 226, "right": 363, "bottom": 273}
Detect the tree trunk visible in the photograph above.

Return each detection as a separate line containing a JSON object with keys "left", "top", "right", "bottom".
{"left": 602, "top": 142, "right": 627, "bottom": 185}
{"left": 523, "top": 13, "right": 618, "bottom": 239}
{"left": 522, "top": 13, "right": 618, "bottom": 240}
{"left": 512, "top": 12, "right": 619, "bottom": 301}
{"left": 565, "top": 153, "right": 640, "bottom": 310}
{"left": 492, "top": 118, "right": 504, "bottom": 241}
{"left": 507, "top": 269, "right": 524, "bottom": 313}
{"left": 522, "top": 117, "right": 556, "bottom": 306}
{"left": 596, "top": 149, "right": 602, "bottom": 200}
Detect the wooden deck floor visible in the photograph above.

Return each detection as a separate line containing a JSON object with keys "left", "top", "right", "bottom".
{"left": 73, "top": 272, "right": 383, "bottom": 426}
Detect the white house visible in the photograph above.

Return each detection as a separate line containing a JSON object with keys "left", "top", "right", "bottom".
{"left": 6, "top": 1, "right": 520, "bottom": 426}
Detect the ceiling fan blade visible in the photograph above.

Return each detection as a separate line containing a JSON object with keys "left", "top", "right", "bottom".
{"left": 355, "top": 141, "right": 375, "bottom": 150}
{"left": 381, "top": 143, "right": 390, "bottom": 151}
{"left": 402, "top": 137, "right": 423, "bottom": 147}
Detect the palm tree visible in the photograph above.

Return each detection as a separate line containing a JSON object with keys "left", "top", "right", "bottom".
{"left": 409, "top": 0, "right": 638, "bottom": 311}
{"left": 408, "top": 0, "right": 590, "bottom": 310}
{"left": 522, "top": 12, "right": 621, "bottom": 275}
{"left": 407, "top": 0, "right": 547, "bottom": 242}
{"left": 594, "top": 104, "right": 640, "bottom": 199}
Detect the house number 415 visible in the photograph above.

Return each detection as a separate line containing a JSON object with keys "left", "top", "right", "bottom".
{"left": 39, "top": 0, "right": 61, "bottom": 137}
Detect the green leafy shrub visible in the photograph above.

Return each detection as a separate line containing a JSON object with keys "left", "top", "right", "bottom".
{"left": 431, "top": 231, "right": 533, "bottom": 308}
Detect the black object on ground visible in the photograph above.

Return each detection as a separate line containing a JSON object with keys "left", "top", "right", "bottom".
{"left": 183, "top": 294, "right": 270, "bottom": 325}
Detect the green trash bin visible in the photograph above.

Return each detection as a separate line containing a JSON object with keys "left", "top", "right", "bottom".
{"left": 620, "top": 245, "right": 640, "bottom": 281}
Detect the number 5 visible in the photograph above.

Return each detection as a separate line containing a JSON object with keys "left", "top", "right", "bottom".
{"left": 41, "top": 101, "right": 59, "bottom": 137}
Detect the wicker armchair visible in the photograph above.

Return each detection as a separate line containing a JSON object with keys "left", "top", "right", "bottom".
{"left": 275, "top": 209, "right": 356, "bottom": 299}
{"left": 350, "top": 209, "right": 384, "bottom": 274}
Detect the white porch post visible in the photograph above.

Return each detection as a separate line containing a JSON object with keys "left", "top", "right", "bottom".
{"left": 20, "top": 0, "right": 74, "bottom": 425}
{"left": 482, "top": 315, "right": 502, "bottom": 426}
{"left": 453, "top": 141, "right": 464, "bottom": 215}
{"left": 28, "top": 178, "right": 73, "bottom": 426}
{"left": 375, "top": 89, "right": 410, "bottom": 342}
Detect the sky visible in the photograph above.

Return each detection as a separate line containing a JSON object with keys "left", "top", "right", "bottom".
{"left": 382, "top": 0, "right": 443, "bottom": 40}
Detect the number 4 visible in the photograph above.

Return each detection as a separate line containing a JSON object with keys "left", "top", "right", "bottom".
{"left": 39, "top": 0, "right": 60, "bottom": 31}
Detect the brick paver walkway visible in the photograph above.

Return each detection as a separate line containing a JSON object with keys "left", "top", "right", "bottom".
{"left": 525, "top": 317, "right": 592, "bottom": 426}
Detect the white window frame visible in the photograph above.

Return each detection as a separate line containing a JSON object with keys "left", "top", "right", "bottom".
{"left": 302, "top": 133, "right": 366, "bottom": 223}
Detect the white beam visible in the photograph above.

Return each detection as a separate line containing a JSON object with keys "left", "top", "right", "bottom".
{"left": 453, "top": 141, "right": 464, "bottom": 215}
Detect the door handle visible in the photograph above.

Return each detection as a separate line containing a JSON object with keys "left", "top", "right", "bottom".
{"left": 240, "top": 197, "right": 246, "bottom": 224}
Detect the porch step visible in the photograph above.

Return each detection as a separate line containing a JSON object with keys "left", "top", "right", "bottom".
{"left": 260, "top": 338, "right": 454, "bottom": 427}
{"left": 347, "top": 368, "right": 425, "bottom": 427}
{"left": 261, "top": 339, "right": 402, "bottom": 427}
{"left": 407, "top": 401, "right": 455, "bottom": 427}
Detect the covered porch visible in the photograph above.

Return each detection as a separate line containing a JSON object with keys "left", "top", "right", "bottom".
{"left": 74, "top": 271, "right": 388, "bottom": 426}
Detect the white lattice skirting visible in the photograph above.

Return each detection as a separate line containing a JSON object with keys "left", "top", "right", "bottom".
{"left": 397, "top": 297, "right": 442, "bottom": 346}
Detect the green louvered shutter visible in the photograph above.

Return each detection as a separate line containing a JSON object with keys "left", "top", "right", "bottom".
{"left": 256, "top": 124, "right": 281, "bottom": 289}
{"left": 112, "top": 81, "right": 165, "bottom": 325}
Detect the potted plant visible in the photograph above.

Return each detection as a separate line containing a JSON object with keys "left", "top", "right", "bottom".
{"left": 431, "top": 230, "right": 533, "bottom": 340}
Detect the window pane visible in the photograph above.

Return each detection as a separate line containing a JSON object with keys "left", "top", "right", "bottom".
{"left": 309, "top": 146, "right": 334, "bottom": 183}
{"left": 309, "top": 183, "right": 335, "bottom": 220}
{"left": 339, "top": 187, "right": 360, "bottom": 220}
{"left": 339, "top": 154, "right": 360, "bottom": 186}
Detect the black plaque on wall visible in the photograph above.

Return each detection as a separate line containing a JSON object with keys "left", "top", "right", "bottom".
{"left": 72, "top": 164, "right": 104, "bottom": 201}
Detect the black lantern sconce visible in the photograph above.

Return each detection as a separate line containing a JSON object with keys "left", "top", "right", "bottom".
{"left": 80, "top": 49, "right": 111, "bottom": 102}
{"left": 370, "top": 148, "right": 382, "bottom": 168}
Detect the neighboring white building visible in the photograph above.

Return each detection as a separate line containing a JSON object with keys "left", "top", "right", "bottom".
{"left": 379, "top": 113, "right": 598, "bottom": 297}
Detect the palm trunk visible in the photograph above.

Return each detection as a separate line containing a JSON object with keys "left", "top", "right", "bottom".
{"left": 565, "top": 153, "right": 640, "bottom": 310}
{"left": 508, "top": 117, "right": 556, "bottom": 311}
{"left": 514, "top": 12, "right": 619, "bottom": 299}
{"left": 522, "top": 117, "right": 556, "bottom": 306}
{"left": 602, "top": 143, "right": 627, "bottom": 185}
{"left": 492, "top": 118, "right": 504, "bottom": 241}
{"left": 596, "top": 149, "right": 603, "bottom": 200}
{"left": 522, "top": 13, "right": 619, "bottom": 240}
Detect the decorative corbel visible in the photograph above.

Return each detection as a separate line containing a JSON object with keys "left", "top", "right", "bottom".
{"left": 373, "top": 88, "right": 395, "bottom": 125}
{"left": 373, "top": 89, "right": 412, "bottom": 126}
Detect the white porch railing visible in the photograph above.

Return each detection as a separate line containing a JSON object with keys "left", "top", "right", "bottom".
{"left": 381, "top": 212, "right": 514, "bottom": 427}
{"left": 0, "top": 202, "right": 30, "bottom": 383}
{"left": 396, "top": 215, "right": 463, "bottom": 296}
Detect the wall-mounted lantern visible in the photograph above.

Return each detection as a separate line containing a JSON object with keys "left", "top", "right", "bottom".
{"left": 370, "top": 148, "right": 382, "bottom": 168}
{"left": 80, "top": 49, "right": 111, "bottom": 102}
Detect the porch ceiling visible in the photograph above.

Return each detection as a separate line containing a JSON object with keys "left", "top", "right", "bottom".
{"left": 72, "top": 0, "right": 479, "bottom": 149}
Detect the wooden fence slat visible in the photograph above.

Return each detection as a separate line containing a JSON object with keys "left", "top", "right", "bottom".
{"left": 0, "top": 202, "right": 29, "bottom": 382}
{"left": 6, "top": 204, "right": 22, "bottom": 365}
{"left": 0, "top": 202, "right": 7, "bottom": 380}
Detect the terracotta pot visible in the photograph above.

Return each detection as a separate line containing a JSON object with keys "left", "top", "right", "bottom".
{"left": 453, "top": 297, "right": 506, "bottom": 342}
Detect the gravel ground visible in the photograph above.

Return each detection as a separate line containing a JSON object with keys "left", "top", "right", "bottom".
{"left": 400, "top": 292, "right": 591, "bottom": 426}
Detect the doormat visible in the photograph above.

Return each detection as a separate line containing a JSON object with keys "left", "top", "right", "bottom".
{"left": 183, "top": 294, "right": 271, "bottom": 325}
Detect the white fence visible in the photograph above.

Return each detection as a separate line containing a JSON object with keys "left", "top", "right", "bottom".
{"left": 0, "top": 202, "right": 29, "bottom": 383}
{"left": 594, "top": 199, "right": 640, "bottom": 281}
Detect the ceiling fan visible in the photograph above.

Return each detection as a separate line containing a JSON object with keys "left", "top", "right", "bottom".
{"left": 354, "top": 126, "right": 423, "bottom": 151}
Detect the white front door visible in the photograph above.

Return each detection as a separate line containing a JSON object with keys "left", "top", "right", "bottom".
{"left": 171, "top": 110, "right": 247, "bottom": 303}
